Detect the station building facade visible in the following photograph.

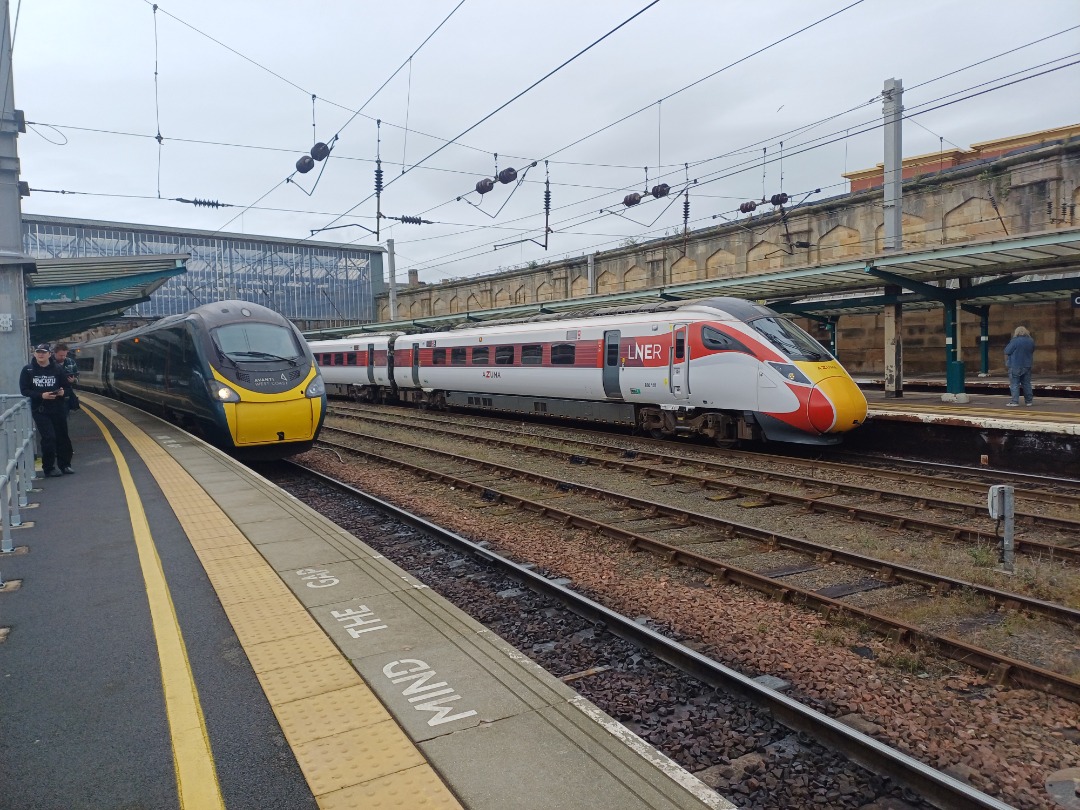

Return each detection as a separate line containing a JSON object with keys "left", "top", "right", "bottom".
{"left": 380, "top": 125, "right": 1080, "bottom": 377}
{"left": 21, "top": 214, "right": 384, "bottom": 332}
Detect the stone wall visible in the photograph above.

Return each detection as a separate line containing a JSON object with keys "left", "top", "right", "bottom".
{"left": 377, "top": 139, "right": 1080, "bottom": 375}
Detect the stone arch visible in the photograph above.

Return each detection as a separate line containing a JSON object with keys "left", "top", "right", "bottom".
{"left": 432, "top": 297, "right": 448, "bottom": 315}
{"left": 467, "top": 293, "right": 483, "bottom": 311}
{"left": 596, "top": 270, "right": 619, "bottom": 295}
{"left": 624, "top": 264, "right": 647, "bottom": 290}
{"left": 874, "top": 213, "right": 928, "bottom": 252}
{"left": 513, "top": 285, "right": 528, "bottom": 304}
{"left": 817, "top": 225, "right": 865, "bottom": 263}
{"left": 410, "top": 300, "right": 425, "bottom": 319}
{"left": 746, "top": 240, "right": 786, "bottom": 274}
{"left": 705, "top": 248, "right": 737, "bottom": 279}
{"left": 943, "top": 198, "right": 1008, "bottom": 242}
{"left": 448, "top": 296, "right": 461, "bottom": 314}
{"left": 494, "top": 288, "right": 510, "bottom": 308}
{"left": 570, "top": 275, "right": 590, "bottom": 297}
{"left": 536, "top": 281, "right": 554, "bottom": 301}
{"left": 670, "top": 256, "right": 699, "bottom": 285}
{"left": 378, "top": 302, "right": 389, "bottom": 321}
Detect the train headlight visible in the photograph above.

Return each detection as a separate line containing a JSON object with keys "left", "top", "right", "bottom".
{"left": 767, "top": 362, "right": 811, "bottom": 385}
{"left": 305, "top": 376, "right": 326, "bottom": 398}
{"left": 209, "top": 382, "right": 241, "bottom": 402}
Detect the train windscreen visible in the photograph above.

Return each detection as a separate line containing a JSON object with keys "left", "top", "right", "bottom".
{"left": 212, "top": 323, "right": 304, "bottom": 363}
{"left": 747, "top": 317, "right": 832, "bottom": 362}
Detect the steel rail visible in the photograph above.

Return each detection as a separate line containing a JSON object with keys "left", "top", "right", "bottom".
{"left": 334, "top": 401, "right": 1080, "bottom": 506}
{"left": 289, "top": 460, "right": 1017, "bottom": 810}
{"left": 329, "top": 409, "right": 1080, "bottom": 558}
{"left": 333, "top": 404, "right": 1080, "bottom": 529}
{"left": 315, "top": 431, "right": 1080, "bottom": 704}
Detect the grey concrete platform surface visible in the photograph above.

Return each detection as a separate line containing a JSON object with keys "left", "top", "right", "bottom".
{"left": 1, "top": 393, "right": 731, "bottom": 810}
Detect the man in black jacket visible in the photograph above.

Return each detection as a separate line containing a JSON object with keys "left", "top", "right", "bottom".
{"left": 19, "top": 343, "right": 74, "bottom": 477}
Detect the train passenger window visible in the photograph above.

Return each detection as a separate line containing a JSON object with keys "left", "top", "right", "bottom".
{"left": 451, "top": 347, "right": 467, "bottom": 365}
{"left": 472, "top": 346, "right": 490, "bottom": 364}
{"left": 432, "top": 348, "right": 447, "bottom": 365}
{"left": 674, "top": 333, "right": 685, "bottom": 361}
{"left": 495, "top": 345, "right": 515, "bottom": 365}
{"left": 333, "top": 353, "right": 344, "bottom": 365}
{"left": 550, "top": 343, "right": 576, "bottom": 365}
{"left": 520, "top": 344, "right": 542, "bottom": 365}
{"left": 702, "top": 326, "right": 753, "bottom": 354}
{"left": 77, "top": 357, "right": 95, "bottom": 372}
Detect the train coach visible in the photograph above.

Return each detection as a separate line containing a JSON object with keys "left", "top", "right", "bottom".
{"left": 77, "top": 300, "right": 327, "bottom": 459}
{"left": 310, "top": 297, "right": 868, "bottom": 446}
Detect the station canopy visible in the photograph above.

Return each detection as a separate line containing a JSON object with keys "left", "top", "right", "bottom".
{"left": 25, "top": 253, "right": 188, "bottom": 343}
{"left": 305, "top": 227, "right": 1080, "bottom": 337}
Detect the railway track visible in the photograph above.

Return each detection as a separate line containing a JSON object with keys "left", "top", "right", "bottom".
{"left": 276, "top": 462, "right": 1014, "bottom": 810}
{"left": 314, "top": 421, "right": 1080, "bottom": 704}
{"left": 330, "top": 404, "right": 1080, "bottom": 559}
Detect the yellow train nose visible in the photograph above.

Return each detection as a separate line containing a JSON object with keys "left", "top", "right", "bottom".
{"left": 809, "top": 375, "right": 868, "bottom": 433}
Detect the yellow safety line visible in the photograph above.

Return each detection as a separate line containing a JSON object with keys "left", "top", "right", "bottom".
{"left": 83, "top": 406, "right": 225, "bottom": 810}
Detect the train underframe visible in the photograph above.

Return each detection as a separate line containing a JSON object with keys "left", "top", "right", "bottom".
{"left": 340, "top": 384, "right": 760, "bottom": 447}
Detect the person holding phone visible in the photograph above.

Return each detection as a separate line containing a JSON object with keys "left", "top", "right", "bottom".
{"left": 19, "top": 343, "right": 74, "bottom": 477}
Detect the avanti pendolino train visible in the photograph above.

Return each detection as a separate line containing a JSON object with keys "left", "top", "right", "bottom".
{"left": 77, "top": 300, "right": 326, "bottom": 459}
{"left": 310, "top": 297, "right": 867, "bottom": 446}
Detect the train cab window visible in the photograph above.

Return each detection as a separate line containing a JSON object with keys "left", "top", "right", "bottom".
{"left": 702, "top": 326, "right": 753, "bottom": 354}
{"left": 213, "top": 322, "right": 303, "bottom": 363}
{"left": 747, "top": 317, "right": 831, "bottom": 361}
{"left": 550, "top": 343, "right": 576, "bottom": 365}
{"left": 520, "top": 344, "right": 542, "bottom": 365}
{"left": 450, "top": 347, "right": 467, "bottom": 365}
{"left": 432, "top": 348, "right": 447, "bottom": 365}
{"left": 471, "top": 346, "right": 490, "bottom": 364}
{"left": 333, "top": 352, "right": 344, "bottom": 365}
{"left": 495, "top": 345, "right": 515, "bottom": 365}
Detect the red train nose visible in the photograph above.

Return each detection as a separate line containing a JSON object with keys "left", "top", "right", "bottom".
{"left": 807, "top": 386, "right": 837, "bottom": 433}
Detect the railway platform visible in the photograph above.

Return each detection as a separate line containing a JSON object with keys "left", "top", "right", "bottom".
{"left": 849, "top": 379, "right": 1079, "bottom": 475}
{"left": 0, "top": 394, "right": 728, "bottom": 810}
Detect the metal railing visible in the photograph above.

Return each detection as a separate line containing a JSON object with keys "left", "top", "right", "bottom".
{"left": 1, "top": 396, "right": 35, "bottom": 555}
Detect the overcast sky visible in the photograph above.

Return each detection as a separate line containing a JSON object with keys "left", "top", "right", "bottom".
{"left": 11, "top": 0, "right": 1080, "bottom": 285}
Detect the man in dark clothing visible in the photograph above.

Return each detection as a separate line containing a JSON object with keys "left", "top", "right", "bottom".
{"left": 19, "top": 343, "right": 74, "bottom": 477}
{"left": 1004, "top": 325, "right": 1036, "bottom": 407}
{"left": 52, "top": 342, "right": 80, "bottom": 411}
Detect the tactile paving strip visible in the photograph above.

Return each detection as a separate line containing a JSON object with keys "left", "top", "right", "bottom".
{"left": 91, "top": 402, "right": 463, "bottom": 809}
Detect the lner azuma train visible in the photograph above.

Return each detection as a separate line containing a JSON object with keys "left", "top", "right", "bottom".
{"left": 77, "top": 300, "right": 326, "bottom": 459}
{"left": 311, "top": 297, "right": 867, "bottom": 446}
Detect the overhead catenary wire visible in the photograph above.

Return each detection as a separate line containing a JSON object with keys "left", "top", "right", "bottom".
{"left": 392, "top": 61, "right": 1080, "bottom": 279}
{"left": 215, "top": 0, "right": 467, "bottom": 233}
{"left": 24, "top": 7, "right": 1079, "bottom": 287}
{"left": 309, "top": 1, "right": 662, "bottom": 236}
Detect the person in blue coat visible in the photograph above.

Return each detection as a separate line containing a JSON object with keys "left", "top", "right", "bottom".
{"left": 1004, "top": 325, "right": 1035, "bottom": 407}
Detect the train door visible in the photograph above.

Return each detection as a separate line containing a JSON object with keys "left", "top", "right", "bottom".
{"left": 602, "top": 330, "right": 622, "bottom": 398}
{"left": 366, "top": 343, "right": 375, "bottom": 385}
{"left": 670, "top": 323, "right": 690, "bottom": 400}
{"left": 411, "top": 342, "right": 421, "bottom": 387}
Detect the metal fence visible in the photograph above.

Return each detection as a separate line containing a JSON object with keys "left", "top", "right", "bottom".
{"left": 1, "top": 396, "right": 35, "bottom": 558}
